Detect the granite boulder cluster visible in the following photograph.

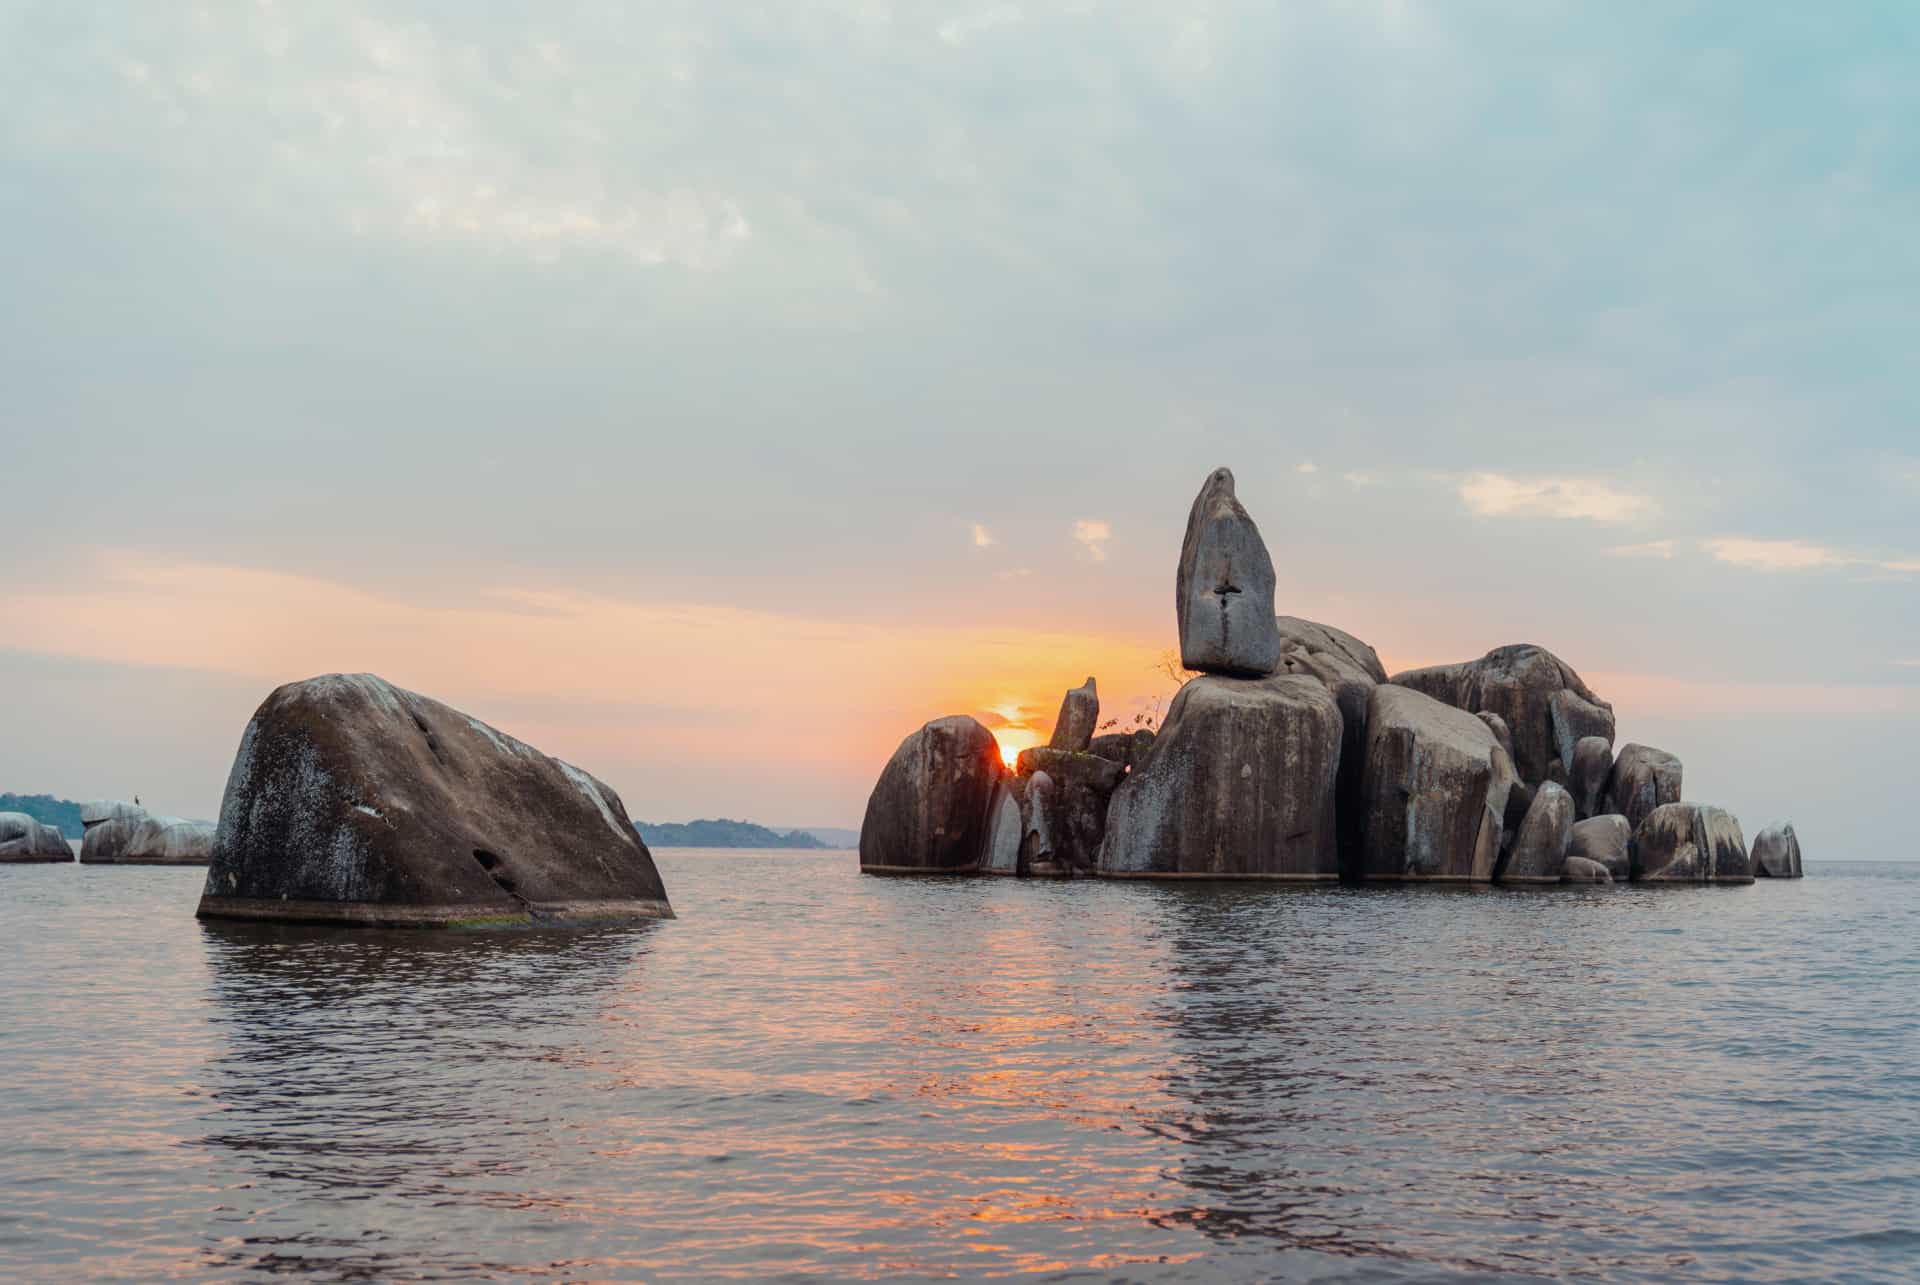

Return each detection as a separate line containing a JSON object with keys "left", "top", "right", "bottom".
{"left": 79, "top": 801, "right": 216, "bottom": 865}
{"left": 860, "top": 467, "right": 1806, "bottom": 887}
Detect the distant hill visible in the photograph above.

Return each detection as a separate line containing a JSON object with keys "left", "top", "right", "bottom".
{"left": 0, "top": 793, "right": 84, "bottom": 839}
{"left": 635, "top": 818, "right": 831, "bottom": 849}
{"left": 789, "top": 826, "right": 859, "bottom": 849}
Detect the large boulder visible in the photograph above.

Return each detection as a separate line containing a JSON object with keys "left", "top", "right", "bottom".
{"left": 1569, "top": 737, "right": 1613, "bottom": 821}
{"left": 1276, "top": 616, "right": 1383, "bottom": 864}
{"left": 1048, "top": 678, "right": 1099, "bottom": 752}
{"left": 1607, "top": 744, "right": 1683, "bottom": 832}
{"left": 1099, "top": 674, "right": 1342, "bottom": 880}
{"left": 0, "top": 812, "right": 74, "bottom": 862}
{"left": 1498, "top": 781, "right": 1575, "bottom": 884}
{"left": 120, "top": 816, "right": 216, "bottom": 865}
{"left": 1389, "top": 644, "right": 1614, "bottom": 787}
{"left": 1631, "top": 803, "right": 1751, "bottom": 884}
{"left": 197, "top": 673, "right": 673, "bottom": 926}
{"left": 79, "top": 810, "right": 150, "bottom": 863}
{"left": 1751, "top": 823, "right": 1805, "bottom": 879}
{"left": 1015, "top": 747, "right": 1124, "bottom": 873}
{"left": 1356, "top": 685, "right": 1514, "bottom": 883}
{"left": 860, "top": 713, "right": 1003, "bottom": 875}
{"left": 1568, "top": 814, "right": 1633, "bottom": 881}
{"left": 1176, "top": 468, "right": 1282, "bottom": 677}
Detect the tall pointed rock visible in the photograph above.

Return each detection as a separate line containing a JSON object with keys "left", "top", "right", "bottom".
{"left": 1176, "top": 467, "right": 1282, "bottom": 677}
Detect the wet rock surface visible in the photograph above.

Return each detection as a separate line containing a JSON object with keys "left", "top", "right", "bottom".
{"left": 199, "top": 673, "right": 673, "bottom": 926}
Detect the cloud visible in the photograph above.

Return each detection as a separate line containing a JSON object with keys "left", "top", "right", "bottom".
{"left": 1296, "top": 461, "right": 1318, "bottom": 474}
{"left": 971, "top": 522, "right": 996, "bottom": 549}
{"left": 1074, "top": 519, "right": 1111, "bottom": 561}
{"left": 1897, "top": 659, "right": 1920, "bottom": 669}
{"left": 1342, "top": 471, "right": 1377, "bottom": 488}
{"left": 1605, "top": 539, "right": 1677, "bottom": 560}
{"left": 1458, "top": 473, "right": 1654, "bottom": 523}
{"left": 1704, "top": 538, "right": 1920, "bottom": 574}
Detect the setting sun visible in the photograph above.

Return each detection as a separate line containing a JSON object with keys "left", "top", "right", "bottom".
{"left": 990, "top": 724, "right": 1042, "bottom": 770}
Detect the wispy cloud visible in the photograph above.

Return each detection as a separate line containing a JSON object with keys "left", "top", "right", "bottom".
{"left": 971, "top": 522, "right": 995, "bottom": 549}
{"left": 1897, "top": 659, "right": 1920, "bottom": 669}
{"left": 1074, "top": 519, "right": 1111, "bottom": 562}
{"left": 1342, "top": 471, "right": 1377, "bottom": 488}
{"left": 1296, "top": 461, "right": 1318, "bottom": 474}
{"left": 1458, "top": 473, "right": 1654, "bottom": 522}
{"left": 1605, "top": 539, "right": 1677, "bottom": 560}
{"left": 1704, "top": 538, "right": 1920, "bottom": 574}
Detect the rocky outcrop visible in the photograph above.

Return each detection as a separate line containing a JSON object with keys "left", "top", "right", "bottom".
{"left": 1176, "top": 468, "right": 1281, "bottom": 676}
{"left": 1048, "top": 678, "right": 1099, "bottom": 752}
{"left": 197, "top": 673, "right": 673, "bottom": 926}
{"left": 1088, "top": 728, "right": 1155, "bottom": 771}
{"left": 1276, "top": 616, "right": 1384, "bottom": 864}
{"left": 861, "top": 714, "right": 1004, "bottom": 875}
{"left": 1562, "top": 856, "right": 1613, "bottom": 884}
{"left": 1607, "top": 744, "right": 1683, "bottom": 832}
{"left": 79, "top": 811, "right": 149, "bottom": 863}
{"left": 1498, "top": 781, "right": 1574, "bottom": 884}
{"left": 0, "top": 812, "right": 73, "bottom": 862}
{"left": 1100, "top": 674, "right": 1342, "bottom": 879}
{"left": 1751, "top": 823, "right": 1805, "bottom": 878}
{"left": 119, "top": 817, "right": 216, "bottom": 865}
{"left": 1568, "top": 814, "right": 1633, "bottom": 881}
{"left": 1631, "top": 803, "right": 1751, "bottom": 884}
{"left": 1569, "top": 737, "right": 1613, "bottom": 821}
{"left": 1355, "top": 685, "right": 1514, "bottom": 882}
{"left": 1015, "top": 748, "right": 1124, "bottom": 873}
{"left": 1389, "top": 645, "right": 1614, "bottom": 787}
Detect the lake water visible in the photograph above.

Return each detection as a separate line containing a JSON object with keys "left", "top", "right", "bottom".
{"left": 3, "top": 852, "right": 1915, "bottom": 1281}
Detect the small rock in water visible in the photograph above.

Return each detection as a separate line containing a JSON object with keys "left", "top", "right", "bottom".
{"left": 1751, "top": 822, "right": 1805, "bottom": 878}
{"left": 0, "top": 812, "right": 73, "bottom": 862}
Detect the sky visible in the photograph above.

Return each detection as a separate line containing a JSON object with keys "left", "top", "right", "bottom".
{"left": 1, "top": 2, "right": 1915, "bottom": 851}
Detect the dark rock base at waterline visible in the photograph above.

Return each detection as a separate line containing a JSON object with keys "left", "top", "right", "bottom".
{"left": 195, "top": 895, "right": 674, "bottom": 928}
